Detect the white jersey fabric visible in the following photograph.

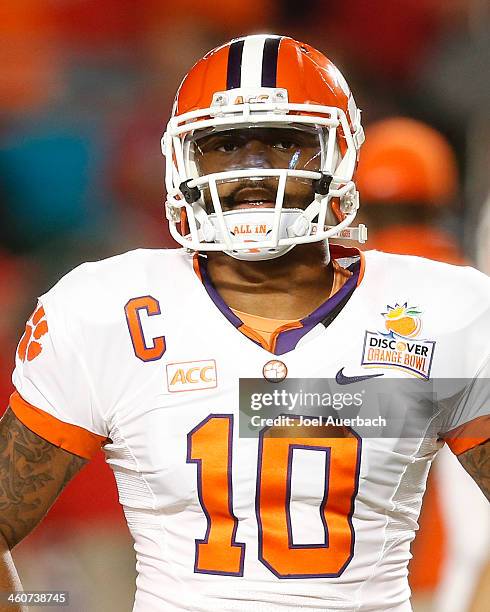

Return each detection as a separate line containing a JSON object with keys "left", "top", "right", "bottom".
{"left": 11, "top": 248, "right": 490, "bottom": 612}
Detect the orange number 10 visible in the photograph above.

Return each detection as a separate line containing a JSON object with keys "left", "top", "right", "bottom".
{"left": 187, "top": 415, "right": 245, "bottom": 576}
{"left": 187, "top": 414, "right": 361, "bottom": 578}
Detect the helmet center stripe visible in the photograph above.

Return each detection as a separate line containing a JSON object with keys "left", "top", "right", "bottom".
{"left": 240, "top": 35, "right": 268, "bottom": 88}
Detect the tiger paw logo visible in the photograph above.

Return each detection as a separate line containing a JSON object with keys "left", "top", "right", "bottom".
{"left": 361, "top": 302, "right": 435, "bottom": 379}
{"left": 383, "top": 303, "right": 422, "bottom": 338}
{"left": 17, "top": 305, "right": 49, "bottom": 362}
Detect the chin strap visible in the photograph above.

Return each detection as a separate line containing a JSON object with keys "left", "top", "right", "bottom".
{"left": 317, "top": 223, "right": 368, "bottom": 243}
{"left": 204, "top": 208, "right": 304, "bottom": 261}
{"left": 192, "top": 201, "right": 366, "bottom": 252}
{"left": 194, "top": 206, "right": 216, "bottom": 241}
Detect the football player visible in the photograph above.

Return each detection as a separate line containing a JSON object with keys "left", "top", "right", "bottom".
{"left": 0, "top": 35, "right": 489, "bottom": 612}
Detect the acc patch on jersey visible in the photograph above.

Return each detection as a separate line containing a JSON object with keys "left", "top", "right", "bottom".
{"left": 361, "top": 303, "right": 435, "bottom": 379}
{"left": 166, "top": 359, "right": 217, "bottom": 392}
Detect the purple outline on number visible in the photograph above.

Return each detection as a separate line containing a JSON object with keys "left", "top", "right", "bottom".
{"left": 124, "top": 295, "right": 166, "bottom": 362}
{"left": 285, "top": 444, "right": 331, "bottom": 550}
{"left": 255, "top": 416, "right": 363, "bottom": 578}
{"left": 186, "top": 414, "right": 245, "bottom": 577}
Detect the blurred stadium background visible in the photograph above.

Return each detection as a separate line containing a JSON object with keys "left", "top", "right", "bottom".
{"left": 1, "top": 1, "right": 489, "bottom": 611}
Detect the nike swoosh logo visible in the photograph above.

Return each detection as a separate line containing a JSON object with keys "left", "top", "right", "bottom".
{"left": 335, "top": 367, "right": 384, "bottom": 385}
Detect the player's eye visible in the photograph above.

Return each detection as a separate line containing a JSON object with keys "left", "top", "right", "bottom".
{"left": 216, "top": 140, "right": 241, "bottom": 152}
{"left": 272, "top": 141, "right": 296, "bottom": 151}
{"left": 194, "top": 133, "right": 241, "bottom": 154}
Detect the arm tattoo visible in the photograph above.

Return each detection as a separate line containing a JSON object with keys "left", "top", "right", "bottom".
{"left": 458, "top": 440, "right": 490, "bottom": 502}
{"left": 0, "top": 407, "right": 87, "bottom": 548}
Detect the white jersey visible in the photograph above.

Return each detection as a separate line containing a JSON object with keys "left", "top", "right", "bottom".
{"left": 11, "top": 247, "right": 490, "bottom": 612}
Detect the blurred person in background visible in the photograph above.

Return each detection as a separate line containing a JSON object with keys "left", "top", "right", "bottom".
{"left": 356, "top": 116, "right": 490, "bottom": 612}
{"left": 355, "top": 117, "right": 464, "bottom": 263}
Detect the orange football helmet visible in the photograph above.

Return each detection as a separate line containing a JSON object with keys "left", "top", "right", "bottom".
{"left": 162, "top": 34, "right": 366, "bottom": 260}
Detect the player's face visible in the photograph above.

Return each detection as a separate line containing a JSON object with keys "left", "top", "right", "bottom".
{"left": 192, "top": 127, "right": 321, "bottom": 212}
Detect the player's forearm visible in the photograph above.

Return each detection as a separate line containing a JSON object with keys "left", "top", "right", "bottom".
{"left": 458, "top": 440, "right": 490, "bottom": 502}
{"left": 0, "top": 407, "right": 88, "bottom": 611}
{"left": 0, "top": 532, "right": 26, "bottom": 612}
{"left": 0, "top": 407, "right": 88, "bottom": 548}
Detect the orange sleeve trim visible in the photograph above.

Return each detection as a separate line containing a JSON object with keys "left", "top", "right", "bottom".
{"left": 9, "top": 391, "right": 107, "bottom": 460}
{"left": 442, "top": 414, "right": 490, "bottom": 456}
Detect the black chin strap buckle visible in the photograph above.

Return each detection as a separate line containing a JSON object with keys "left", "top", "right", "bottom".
{"left": 179, "top": 180, "right": 201, "bottom": 204}
{"left": 313, "top": 172, "right": 333, "bottom": 196}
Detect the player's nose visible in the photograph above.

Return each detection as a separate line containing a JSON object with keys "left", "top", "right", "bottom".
{"left": 238, "top": 139, "right": 274, "bottom": 169}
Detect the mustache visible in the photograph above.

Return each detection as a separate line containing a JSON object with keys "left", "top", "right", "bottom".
{"left": 223, "top": 180, "right": 277, "bottom": 207}
{"left": 201, "top": 177, "right": 316, "bottom": 213}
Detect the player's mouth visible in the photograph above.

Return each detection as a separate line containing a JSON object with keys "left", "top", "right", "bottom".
{"left": 234, "top": 201, "right": 275, "bottom": 209}
{"left": 232, "top": 187, "right": 276, "bottom": 209}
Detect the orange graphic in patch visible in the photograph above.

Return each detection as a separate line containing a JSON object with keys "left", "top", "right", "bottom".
{"left": 383, "top": 303, "right": 422, "bottom": 338}
{"left": 18, "top": 305, "right": 49, "bottom": 362}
